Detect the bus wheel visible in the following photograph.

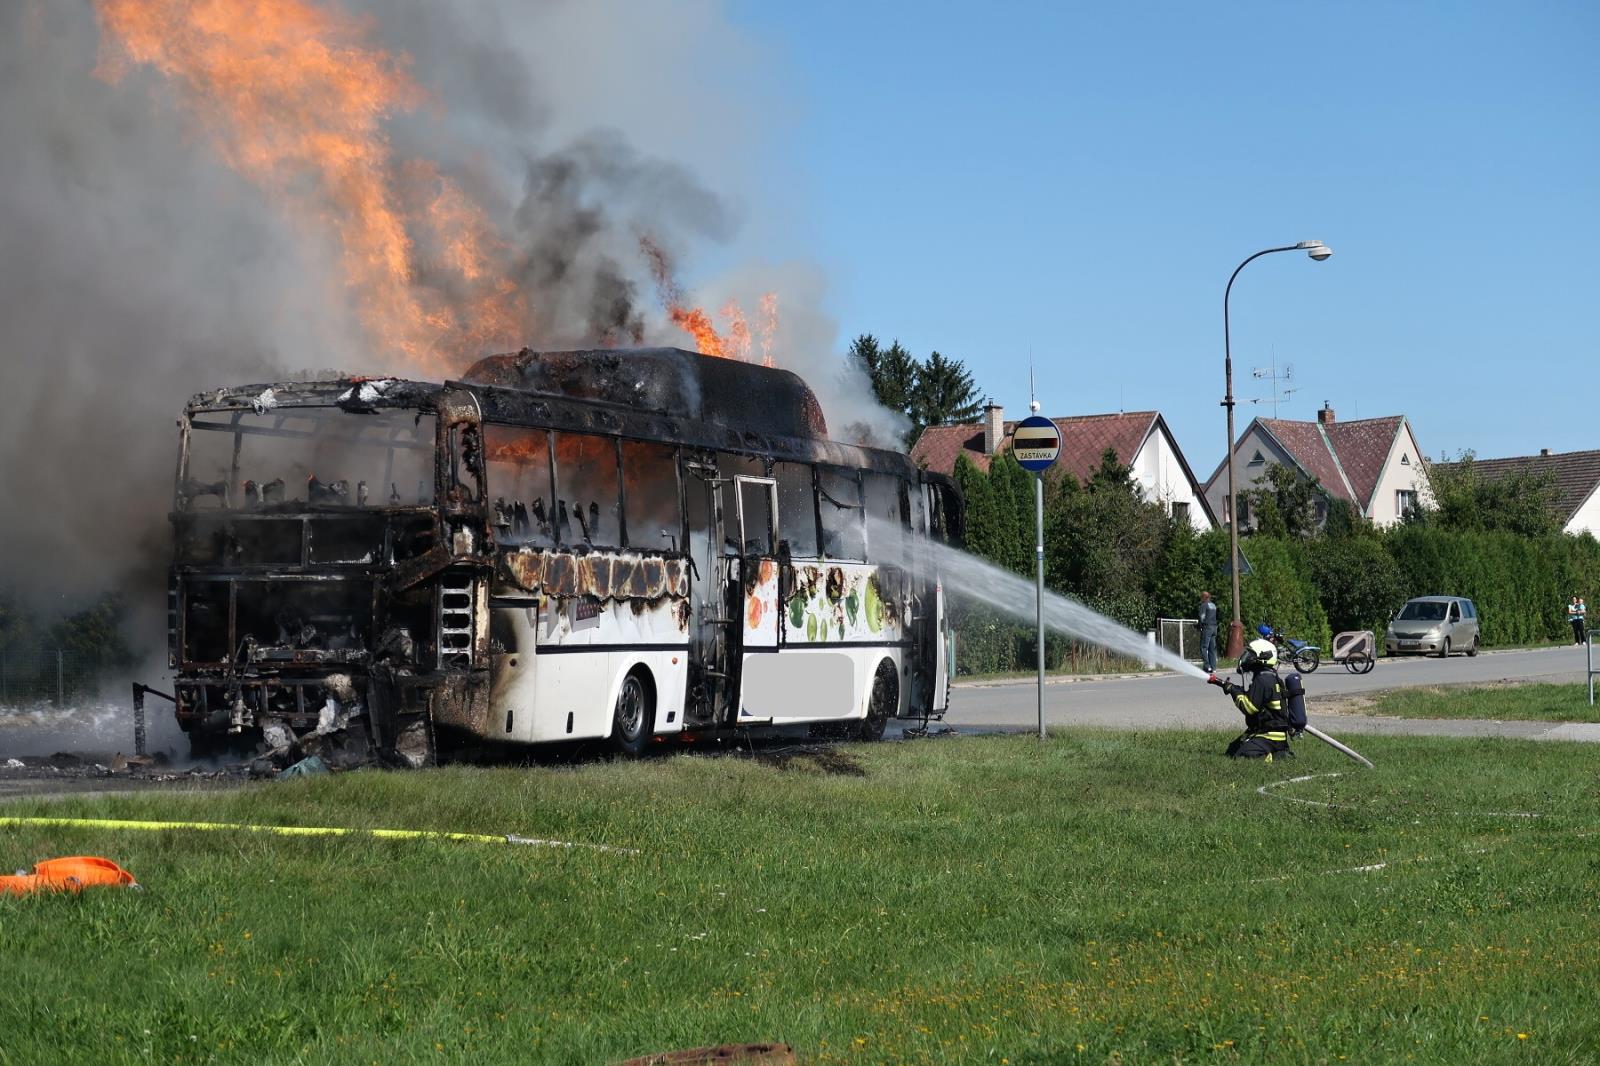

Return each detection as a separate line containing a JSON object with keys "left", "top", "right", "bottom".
{"left": 857, "top": 661, "right": 898, "bottom": 742}
{"left": 611, "top": 669, "right": 655, "bottom": 756}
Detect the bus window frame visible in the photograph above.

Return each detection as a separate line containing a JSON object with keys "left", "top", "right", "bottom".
{"left": 733, "top": 475, "right": 778, "bottom": 558}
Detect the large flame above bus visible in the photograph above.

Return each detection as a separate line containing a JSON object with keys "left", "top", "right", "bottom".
{"left": 93, "top": 0, "right": 777, "bottom": 372}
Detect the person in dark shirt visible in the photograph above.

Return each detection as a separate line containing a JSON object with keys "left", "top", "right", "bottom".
{"left": 1197, "top": 591, "right": 1218, "bottom": 672}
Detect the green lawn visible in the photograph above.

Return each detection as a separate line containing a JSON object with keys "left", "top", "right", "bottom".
{"left": 1363, "top": 683, "right": 1600, "bottom": 723}
{"left": 3, "top": 732, "right": 1598, "bottom": 1063}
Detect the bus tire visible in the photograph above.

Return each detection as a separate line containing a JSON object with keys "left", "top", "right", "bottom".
{"left": 611, "top": 668, "right": 655, "bottom": 757}
{"left": 857, "top": 660, "right": 898, "bottom": 742}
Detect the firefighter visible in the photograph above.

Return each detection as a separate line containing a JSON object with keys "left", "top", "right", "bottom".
{"left": 1206, "top": 636, "right": 1292, "bottom": 760}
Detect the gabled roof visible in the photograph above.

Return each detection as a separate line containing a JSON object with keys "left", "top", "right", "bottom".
{"left": 1434, "top": 449, "right": 1600, "bottom": 525}
{"left": 1214, "top": 414, "right": 1415, "bottom": 514}
{"left": 911, "top": 412, "right": 1160, "bottom": 482}
{"left": 1255, "top": 418, "right": 1357, "bottom": 504}
{"left": 909, "top": 411, "right": 1217, "bottom": 524}
{"left": 1325, "top": 417, "right": 1408, "bottom": 510}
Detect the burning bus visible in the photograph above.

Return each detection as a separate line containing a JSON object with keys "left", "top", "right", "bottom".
{"left": 167, "top": 347, "right": 962, "bottom": 765}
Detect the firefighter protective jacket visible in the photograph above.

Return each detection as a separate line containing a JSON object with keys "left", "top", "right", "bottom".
{"left": 1222, "top": 668, "right": 1289, "bottom": 734}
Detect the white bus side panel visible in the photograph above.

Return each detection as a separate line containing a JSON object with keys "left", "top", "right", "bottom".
{"left": 491, "top": 597, "right": 688, "bottom": 744}
{"left": 738, "top": 646, "right": 903, "bottom": 724}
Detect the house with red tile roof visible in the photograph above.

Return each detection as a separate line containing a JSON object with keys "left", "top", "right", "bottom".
{"left": 1432, "top": 448, "right": 1600, "bottom": 538}
{"left": 909, "top": 402, "right": 1217, "bottom": 530}
{"left": 1202, "top": 403, "right": 1429, "bottom": 529}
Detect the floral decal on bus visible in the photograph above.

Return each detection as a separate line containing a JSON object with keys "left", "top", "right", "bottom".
{"left": 783, "top": 563, "right": 903, "bottom": 644}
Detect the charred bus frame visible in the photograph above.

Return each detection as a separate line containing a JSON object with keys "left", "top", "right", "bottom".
{"left": 167, "top": 348, "right": 962, "bottom": 764}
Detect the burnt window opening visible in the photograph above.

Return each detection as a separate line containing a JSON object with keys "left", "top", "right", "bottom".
{"left": 621, "top": 440, "right": 682, "bottom": 552}
{"left": 552, "top": 432, "right": 622, "bottom": 548}
{"left": 182, "top": 580, "right": 231, "bottom": 664}
{"left": 818, "top": 467, "right": 866, "bottom": 562}
{"left": 448, "top": 424, "right": 485, "bottom": 505}
{"left": 183, "top": 409, "right": 435, "bottom": 511}
{"left": 775, "top": 462, "right": 820, "bottom": 559}
{"left": 485, "top": 425, "right": 555, "bottom": 548}
{"left": 717, "top": 454, "right": 768, "bottom": 555}
{"left": 737, "top": 478, "right": 776, "bottom": 557}
{"left": 864, "top": 472, "right": 907, "bottom": 527}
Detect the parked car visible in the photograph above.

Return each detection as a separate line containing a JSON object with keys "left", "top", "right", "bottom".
{"left": 1385, "top": 596, "right": 1480, "bottom": 658}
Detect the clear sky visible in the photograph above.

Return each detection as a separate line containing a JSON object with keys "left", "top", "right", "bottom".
{"left": 726, "top": 1, "right": 1598, "bottom": 471}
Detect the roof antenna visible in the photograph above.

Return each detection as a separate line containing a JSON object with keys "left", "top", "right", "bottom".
{"left": 1028, "top": 350, "right": 1040, "bottom": 414}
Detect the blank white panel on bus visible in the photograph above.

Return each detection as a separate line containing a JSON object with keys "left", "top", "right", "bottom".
{"left": 740, "top": 651, "right": 855, "bottom": 722}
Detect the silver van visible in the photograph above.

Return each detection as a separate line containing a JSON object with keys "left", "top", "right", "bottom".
{"left": 1385, "top": 596, "right": 1480, "bottom": 658}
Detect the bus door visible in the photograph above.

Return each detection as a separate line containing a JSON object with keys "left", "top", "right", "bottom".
{"left": 733, "top": 477, "right": 779, "bottom": 651}
{"left": 732, "top": 475, "right": 778, "bottom": 722}
{"left": 683, "top": 460, "right": 733, "bottom": 726}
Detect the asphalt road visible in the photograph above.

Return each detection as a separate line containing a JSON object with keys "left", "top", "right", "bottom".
{"left": 934, "top": 645, "right": 1599, "bottom": 741}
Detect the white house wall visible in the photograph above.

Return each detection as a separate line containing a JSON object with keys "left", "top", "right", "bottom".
{"left": 1135, "top": 428, "right": 1213, "bottom": 530}
{"left": 1366, "top": 422, "right": 1430, "bottom": 527}
{"left": 1566, "top": 486, "right": 1600, "bottom": 538}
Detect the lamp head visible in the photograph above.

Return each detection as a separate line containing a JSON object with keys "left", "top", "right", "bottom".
{"left": 1297, "top": 240, "right": 1333, "bottom": 262}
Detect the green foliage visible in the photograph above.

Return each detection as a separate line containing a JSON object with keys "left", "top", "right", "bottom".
{"left": 851, "top": 333, "right": 982, "bottom": 446}
{"left": 1419, "top": 451, "right": 1563, "bottom": 537}
{"left": 911, "top": 349, "right": 983, "bottom": 429}
{"left": 1310, "top": 536, "right": 1406, "bottom": 636}
{"left": 1237, "top": 536, "right": 1332, "bottom": 648}
{"left": 1242, "top": 463, "right": 1323, "bottom": 538}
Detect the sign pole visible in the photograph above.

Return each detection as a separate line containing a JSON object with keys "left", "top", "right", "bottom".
{"left": 1012, "top": 411, "right": 1059, "bottom": 741}
{"left": 1035, "top": 471, "right": 1045, "bottom": 739}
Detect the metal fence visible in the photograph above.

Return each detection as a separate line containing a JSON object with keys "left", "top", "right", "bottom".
{"left": 0, "top": 649, "right": 113, "bottom": 707}
{"left": 1155, "top": 618, "right": 1206, "bottom": 662}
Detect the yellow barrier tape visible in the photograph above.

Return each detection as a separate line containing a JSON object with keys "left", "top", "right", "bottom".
{"left": 0, "top": 816, "right": 638, "bottom": 854}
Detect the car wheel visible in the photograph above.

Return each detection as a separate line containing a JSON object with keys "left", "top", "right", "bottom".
{"left": 1436, "top": 637, "right": 1450, "bottom": 659}
{"left": 1466, "top": 636, "right": 1479, "bottom": 657}
{"left": 610, "top": 670, "right": 655, "bottom": 756}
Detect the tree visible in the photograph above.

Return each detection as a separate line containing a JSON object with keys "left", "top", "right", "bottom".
{"left": 911, "top": 350, "right": 983, "bottom": 431}
{"left": 1242, "top": 464, "right": 1323, "bottom": 539}
{"left": 850, "top": 334, "right": 983, "bottom": 447}
{"left": 849, "top": 334, "right": 917, "bottom": 417}
{"left": 1419, "top": 451, "right": 1562, "bottom": 538}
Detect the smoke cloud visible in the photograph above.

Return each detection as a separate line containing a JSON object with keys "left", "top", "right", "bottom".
{"left": 0, "top": 0, "right": 901, "bottom": 630}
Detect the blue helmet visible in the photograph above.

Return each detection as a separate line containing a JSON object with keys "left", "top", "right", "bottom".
{"left": 1257, "top": 623, "right": 1273, "bottom": 638}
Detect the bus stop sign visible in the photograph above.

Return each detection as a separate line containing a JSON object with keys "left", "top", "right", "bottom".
{"left": 1012, "top": 415, "right": 1060, "bottom": 472}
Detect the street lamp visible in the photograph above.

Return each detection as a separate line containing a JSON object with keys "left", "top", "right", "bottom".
{"left": 1222, "top": 240, "right": 1333, "bottom": 657}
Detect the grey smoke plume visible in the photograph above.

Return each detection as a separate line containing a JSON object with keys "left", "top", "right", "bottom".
{"left": 0, "top": 0, "right": 902, "bottom": 623}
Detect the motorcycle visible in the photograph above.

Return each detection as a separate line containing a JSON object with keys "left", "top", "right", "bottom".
{"left": 1266, "top": 627, "right": 1321, "bottom": 673}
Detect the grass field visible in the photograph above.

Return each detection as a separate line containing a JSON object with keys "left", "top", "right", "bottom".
{"left": 1364, "top": 683, "right": 1599, "bottom": 723}
{"left": 3, "top": 731, "right": 1599, "bottom": 1064}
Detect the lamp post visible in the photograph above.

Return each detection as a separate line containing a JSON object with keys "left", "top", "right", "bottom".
{"left": 1223, "top": 240, "right": 1332, "bottom": 658}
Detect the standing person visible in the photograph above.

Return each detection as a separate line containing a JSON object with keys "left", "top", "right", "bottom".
{"left": 1197, "top": 591, "right": 1218, "bottom": 672}
{"left": 1572, "top": 595, "right": 1588, "bottom": 645}
{"left": 1205, "top": 636, "right": 1291, "bottom": 761}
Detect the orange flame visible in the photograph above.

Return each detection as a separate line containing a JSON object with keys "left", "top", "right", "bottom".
{"left": 94, "top": 0, "right": 525, "bottom": 376}
{"left": 758, "top": 292, "right": 779, "bottom": 367}
{"left": 94, "top": 0, "right": 774, "bottom": 374}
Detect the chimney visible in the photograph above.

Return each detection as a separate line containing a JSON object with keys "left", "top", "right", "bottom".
{"left": 1540, "top": 448, "right": 1551, "bottom": 457}
{"left": 1317, "top": 401, "right": 1336, "bottom": 425}
{"left": 982, "top": 400, "right": 1005, "bottom": 455}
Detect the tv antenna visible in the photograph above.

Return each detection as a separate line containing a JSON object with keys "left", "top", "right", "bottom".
{"left": 1248, "top": 351, "right": 1297, "bottom": 418}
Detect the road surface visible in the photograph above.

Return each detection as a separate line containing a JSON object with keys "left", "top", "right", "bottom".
{"left": 930, "top": 645, "right": 1598, "bottom": 741}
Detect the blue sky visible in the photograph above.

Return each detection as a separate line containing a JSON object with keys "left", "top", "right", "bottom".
{"left": 725, "top": 1, "right": 1597, "bottom": 468}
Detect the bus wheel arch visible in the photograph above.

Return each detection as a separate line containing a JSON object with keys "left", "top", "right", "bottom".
{"left": 610, "top": 665, "right": 657, "bottom": 756}
{"left": 858, "top": 657, "right": 898, "bottom": 741}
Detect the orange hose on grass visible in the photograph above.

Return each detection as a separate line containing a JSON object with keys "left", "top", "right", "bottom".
{"left": 0, "top": 856, "right": 139, "bottom": 896}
